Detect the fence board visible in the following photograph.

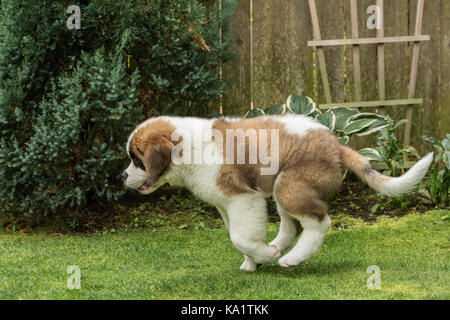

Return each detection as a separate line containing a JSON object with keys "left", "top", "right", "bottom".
{"left": 345, "top": 0, "right": 379, "bottom": 105}
{"left": 222, "top": 0, "right": 251, "bottom": 116}
{"left": 252, "top": 0, "right": 314, "bottom": 110}
{"left": 410, "top": 0, "right": 450, "bottom": 154}
{"left": 344, "top": 0, "right": 377, "bottom": 149}
{"left": 359, "top": 0, "right": 378, "bottom": 106}
{"left": 349, "top": 0, "right": 362, "bottom": 103}
{"left": 315, "top": 0, "right": 346, "bottom": 103}
{"left": 383, "top": 0, "right": 410, "bottom": 123}
{"left": 438, "top": 0, "right": 450, "bottom": 142}
{"left": 222, "top": 0, "right": 449, "bottom": 152}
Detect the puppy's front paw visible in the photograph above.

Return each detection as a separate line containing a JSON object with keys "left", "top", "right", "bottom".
{"left": 252, "top": 244, "right": 281, "bottom": 264}
{"left": 240, "top": 259, "right": 258, "bottom": 272}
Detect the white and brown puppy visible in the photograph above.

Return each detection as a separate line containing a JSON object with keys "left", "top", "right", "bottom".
{"left": 123, "top": 115, "right": 433, "bottom": 271}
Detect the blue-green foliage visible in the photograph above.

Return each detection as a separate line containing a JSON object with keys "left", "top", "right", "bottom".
{"left": 0, "top": 47, "right": 142, "bottom": 215}
{"left": 0, "top": 0, "right": 236, "bottom": 217}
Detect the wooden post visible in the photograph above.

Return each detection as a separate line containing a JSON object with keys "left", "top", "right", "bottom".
{"left": 222, "top": 0, "right": 251, "bottom": 115}
{"left": 350, "top": 0, "right": 361, "bottom": 106}
{"left": 308, "top": 0, "right": 332, "bottom": 104}
{"left": 377, "top": 0, "right": 386, "bottom": 115}
{"left": 403, "top": 0, "right": 425, "bottom": 150}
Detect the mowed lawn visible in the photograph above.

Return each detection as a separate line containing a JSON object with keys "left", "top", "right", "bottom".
{"left": 0, "top": 210, "right": 448, "bottom": 300}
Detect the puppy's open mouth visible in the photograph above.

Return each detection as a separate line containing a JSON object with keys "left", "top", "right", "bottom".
{"left": 139, "top": 182, "right": 153, "bottom": 191}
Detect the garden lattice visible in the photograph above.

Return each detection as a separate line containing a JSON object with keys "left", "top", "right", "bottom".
{"left": 307, "top": 0, "right": 430, "bottom": 155}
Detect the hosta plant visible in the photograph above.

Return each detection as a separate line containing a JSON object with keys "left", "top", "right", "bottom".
{"left": 244, "top": 95, "right": 390, "bottom": 144}
{"left": 358, "top": 116, "right": 420, "bottom": 177}
{"left": 421, "top": 134, "right": 450, "bottom": 205}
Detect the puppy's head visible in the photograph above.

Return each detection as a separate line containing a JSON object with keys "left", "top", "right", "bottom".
{"left": 123, "top": 119, "right": 175, "bottom": 194}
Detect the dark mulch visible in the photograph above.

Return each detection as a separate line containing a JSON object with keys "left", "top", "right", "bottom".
{"left": 267, "top": 180, "right": 438, "bottom": 223}
{"left": 327, "top": 180, "right": 437, "bottom": 220}
{"left": 2, "top": 177, "right": 445, "bottom": 235}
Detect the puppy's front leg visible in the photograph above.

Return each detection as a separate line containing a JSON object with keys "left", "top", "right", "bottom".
{"left": 217, "top": 207, "right": 229, "bottom": 230}
{"left": 240, "top": 255, "right": 259, "bottom": 272}
{"left": 218, "top": 206, "right": 259, "bottom": 271}
{"left": 227, "top": 195, "right": 281, "bottom": 268}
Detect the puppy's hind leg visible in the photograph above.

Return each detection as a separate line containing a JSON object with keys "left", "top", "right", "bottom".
{"left": 269, "top": 202, "right": 301, "bottom": 253}
{"left": 278, "top": 214, "right": 330, "bottom": 268}
{"left": 274, "top": 177, "right": 331, "bottom": 268}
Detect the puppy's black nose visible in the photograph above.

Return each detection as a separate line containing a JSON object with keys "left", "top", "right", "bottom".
{"left": 122, "top": 171, "right": 128, "bottom": 181}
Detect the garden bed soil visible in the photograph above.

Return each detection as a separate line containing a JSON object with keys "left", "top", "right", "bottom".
{"left": 3, "top": 180, "right": 444, "bottom": 235}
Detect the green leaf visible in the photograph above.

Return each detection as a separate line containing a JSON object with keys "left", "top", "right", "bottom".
{"left": 311, "top": 109, "right": 322, "bottom": 118}
{"left": 244, "top": 108, "right": 265, "bottom": 118}
{"left": 442, "top": 135, "right": 450, "bottom": 151}
{"left": 399, "top": 146, "right": 420, "bottom": 158}
{"left": 328, "top": 107, "right": 358, "bottom": 132}
{"left": 316, "top": 111, "right": 336, "bottom": 131}
{"left": 346, "top": 112, "right": 387, "bottom": 123}
{"left": 286, "top": 95, "right": 316, "bottom": 116}
{"left": 359, "top": 148, "right": 383, "bottom": 161}
{"left": 444, "top": 151, "right": 450, "bottom": 170}
{"left": 344, "top": 119, "right": 377, "bottom": 135}
{"left": 393, "top": 119, "right": 408, "bottom": 129}
{"left": 422, "top": 135, "right": 444, "bottom": 149}
{"left": 371, "top": 203, "right": 382, "bottom": 214}
{"left": 338, "top": 136, "right": 350, "bottom": 145}
{"left": 355, "top": 119, "right": 389, "bottom": 136}
{"left": 264, "top": 104, "right": 286, "bottom": 115}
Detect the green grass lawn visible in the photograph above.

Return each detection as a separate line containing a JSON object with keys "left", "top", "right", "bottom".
{"left": 0, "top": 210, "right": 449, "bottom": 299}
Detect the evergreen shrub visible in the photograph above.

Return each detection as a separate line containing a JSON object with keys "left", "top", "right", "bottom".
{"left": 0, "top": 0, "right": 236, "bottom": 218}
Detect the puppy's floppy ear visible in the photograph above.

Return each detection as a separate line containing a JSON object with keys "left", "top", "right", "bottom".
{"left": 143, "top": 136, "right": 174, "bottom": 187}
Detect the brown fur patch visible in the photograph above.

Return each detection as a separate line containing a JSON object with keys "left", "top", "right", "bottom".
{"left": 212, "top": 118, "right": 285, "bottom": 195}
{"left": 213, "top": 117, "right": 344, "bottom": 221}
{"left": 129, "top": 119, "right": 176, "bottom": 186}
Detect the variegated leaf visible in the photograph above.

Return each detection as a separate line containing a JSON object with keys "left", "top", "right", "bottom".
{"left": 338, "top": 136, "right": 350, "bottom": 145}
{"left": 346, "top": 112, "right": 387, "bottom": 125}
{"left": 286, "top": 95, "right": 316, "bottom": 116}
{"left": 344, "top": 119, "right": 377, "bottom": 135}
{"left": 264, "top": 104, "right": 286, "bottom": 115}
{"left": 359, "top": 148, "right": 383, "bottom": 161}
{"left": 244, "top": 108, "right": 265, "bottom": 118}
{"left": 328, "top": 107, "right": 358, "bottom": 132}
{"left": 316, "top": 110, "right": 336, "bottom": 131}
{"left": 355, "top": 119, "right": 389, "bottom": 136}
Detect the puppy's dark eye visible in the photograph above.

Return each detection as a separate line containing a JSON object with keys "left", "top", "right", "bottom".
{"left": 130, "top": 151, "right": 145, "bottom": 171}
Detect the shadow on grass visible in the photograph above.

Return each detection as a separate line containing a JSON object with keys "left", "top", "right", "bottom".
{"left": 257, "top": 259, "right": 365, "bottom": 277}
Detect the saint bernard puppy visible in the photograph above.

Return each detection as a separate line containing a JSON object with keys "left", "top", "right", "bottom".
{"left": 123, "top": 115, "right": 433, "bottom": 271}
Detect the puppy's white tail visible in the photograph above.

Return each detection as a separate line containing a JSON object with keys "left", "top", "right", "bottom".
{"left": 341, "top": 146, "right": 433, "bottom": 197}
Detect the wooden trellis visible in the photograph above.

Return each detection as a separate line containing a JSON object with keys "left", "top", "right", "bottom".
{"left": 307, "top": 0, "right": 430, "bottom": 151}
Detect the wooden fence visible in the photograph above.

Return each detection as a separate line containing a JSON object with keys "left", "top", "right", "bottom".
{"left": 220, "top": 0, "right": 450, "bottom": 153}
